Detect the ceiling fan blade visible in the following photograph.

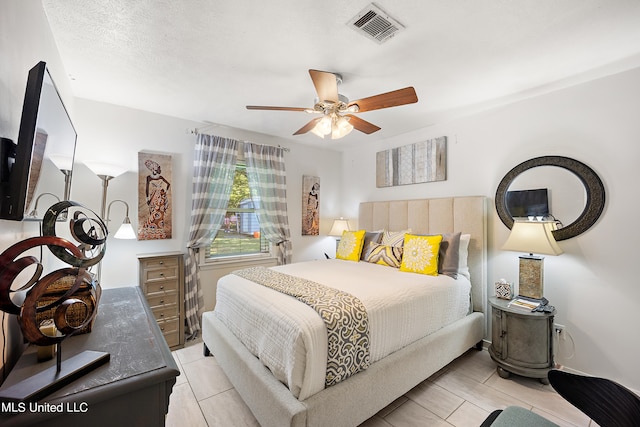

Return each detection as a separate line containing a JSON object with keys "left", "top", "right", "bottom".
{"left": 346, "top": 114, "right": 381, "bottom": 134}
{"left": 348, "top": 87, "right": 418, "bottom": 113}
{"left": 309, "top": 70, "right": 339, "bottom": 103}
{"left": 293, "top": 117, "right": 323, "bottom": 135}
{"left": 246, "top": 105, "right": 308, "bottom": 112}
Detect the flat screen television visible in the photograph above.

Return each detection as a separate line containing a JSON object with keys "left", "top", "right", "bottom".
{"left": 505, "top": 188, "right": 549, "bottom": 218}
{"left": 0, "top": 61, "right": 77, "bottom": 221}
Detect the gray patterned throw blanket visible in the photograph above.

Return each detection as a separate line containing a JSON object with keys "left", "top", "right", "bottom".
{"left": 233, "top": 266, "right": 370, "bottom": 387}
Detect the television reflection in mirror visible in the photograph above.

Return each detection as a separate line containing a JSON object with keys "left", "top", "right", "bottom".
{"left": 505, "top": 188, "right": 549, "bottom": 219}
{"left": 0, "top": 61, "right": 77, "bottom": 221}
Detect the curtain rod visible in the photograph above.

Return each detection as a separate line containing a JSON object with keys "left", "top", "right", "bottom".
{"left": 186, "top": 125, "right": 291, "bottom": 152}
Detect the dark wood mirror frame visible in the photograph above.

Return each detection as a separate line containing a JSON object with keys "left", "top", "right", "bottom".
{"left": 495, "top": 155, "right": 606, "bottom": 241}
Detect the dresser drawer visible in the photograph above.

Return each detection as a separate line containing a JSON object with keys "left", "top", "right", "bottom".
{"left": 157, "top": 317, "right": 179, "bottom": 335}
{"left": 146, "top": 291, "right": 179, "bottom": 308}
{"left": 140, "top": 256, "right": 179, "bottom": 269}
{"left": 151, "top": 304, "right": 179, "bottom": 322}
{"left": 145, "top": 280, "right": 179, "bottom": 295}
{"left": 142, "top": 266, "right": 179, "bottom": 283}
{"left": 162, "top": 329, "right": 180, "bottom": 348}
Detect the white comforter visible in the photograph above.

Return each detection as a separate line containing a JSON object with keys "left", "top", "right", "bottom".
{"left": 213, "top": 259, "right": 470, "bottom": 400}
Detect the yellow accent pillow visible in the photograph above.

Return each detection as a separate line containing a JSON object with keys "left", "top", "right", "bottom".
{"left": 400, "top": 234, "right": 443, "bottom": 275}
{"left": 336, "top": 230, "right": 366, "bottom": 261}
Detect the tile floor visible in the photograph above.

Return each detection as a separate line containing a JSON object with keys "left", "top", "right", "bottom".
{"left": 166, "top": 340, "right": 596, "bottom": 427}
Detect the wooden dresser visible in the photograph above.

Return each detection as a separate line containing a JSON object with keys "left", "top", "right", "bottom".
{"left": 138, "top": 252, "right": 185, "bottom": 350}
{"left": 0, "top": 287, "right": 179, "bottom": 427}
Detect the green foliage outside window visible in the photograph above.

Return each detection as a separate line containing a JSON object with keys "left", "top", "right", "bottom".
{"left": 208, "top": 164, "right": 269, "bottom": 257}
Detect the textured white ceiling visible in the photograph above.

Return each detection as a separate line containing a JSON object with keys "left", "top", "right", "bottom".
{"left": 42, "top": 0, "right": 640, "bottom": 149}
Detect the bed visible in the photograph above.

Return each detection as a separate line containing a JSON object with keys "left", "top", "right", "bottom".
{"left": 202, "top": 196, "right": 487, "bottom": 427}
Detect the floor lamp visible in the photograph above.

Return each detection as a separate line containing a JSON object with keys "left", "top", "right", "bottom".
{"left": 85, "top": 162, "right": 131, "bottom": 282}
{"left": 49, "top": 154, "right": 73, "bottom": 202}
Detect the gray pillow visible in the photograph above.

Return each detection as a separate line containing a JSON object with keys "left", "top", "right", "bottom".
{"left": 438, "top": 232, "right": 461, "bottom": 278}
{"left": 360, "top": 231, "right": 383, "bottom": 260}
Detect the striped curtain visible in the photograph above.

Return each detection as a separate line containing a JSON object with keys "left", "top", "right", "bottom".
{"left": 244, "top": 142, "right": 292, "bottom": 265}
{"left": 184, "top": 134, "right": 238, "bottom": 337}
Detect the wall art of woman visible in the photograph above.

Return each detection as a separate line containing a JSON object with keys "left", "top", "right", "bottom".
{"left": 140, "top": 158, "right": 171, "bottom": 240}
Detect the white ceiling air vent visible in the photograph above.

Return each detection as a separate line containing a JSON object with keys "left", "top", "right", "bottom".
{"left": 347, "top": 3, "right": 405, "bottom": 44}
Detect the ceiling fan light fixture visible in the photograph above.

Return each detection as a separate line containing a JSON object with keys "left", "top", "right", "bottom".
{"left": 247, "top": 69, "right": 416, "bottom": 139}
{"left": 311, "top": 115, "right": 332, "bottom": 138}
{"left": 331, "top": 115, "right": 354, "bottom": 139}
{"left": 310, "top": 125, "right": 326, "bottom": 138}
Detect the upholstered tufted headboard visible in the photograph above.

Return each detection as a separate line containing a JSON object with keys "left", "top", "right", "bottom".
{"left": 359, "top": 196, "right": 487, "bottom": 313}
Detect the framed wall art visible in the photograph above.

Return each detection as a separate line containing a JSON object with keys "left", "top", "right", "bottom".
{"left": 138, "top": 152, "right": 173, "bottom": 240}
{"left": 302, "top": 175, "right": 320, "bottom": 236}
{"left": 376, "top": 136, "right": 447, "bottom": 187}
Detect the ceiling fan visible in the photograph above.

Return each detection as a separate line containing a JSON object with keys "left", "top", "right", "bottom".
{"left": 246, "top": 69, "right": 418, "bottom": 139}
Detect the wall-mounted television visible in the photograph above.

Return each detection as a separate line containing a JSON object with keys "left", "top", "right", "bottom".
{"left": 0, "top": 61, "right": 77, "bottom": 221}
{"left": 505, "top": 188, "right": 549, "bottom": 218}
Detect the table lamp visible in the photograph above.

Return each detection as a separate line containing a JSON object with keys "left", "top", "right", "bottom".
{"left": 502, "top": 219, "right": 563, "bottom": 300}
{"left": 328, "top": 217, "right": 350, "bottom": 251}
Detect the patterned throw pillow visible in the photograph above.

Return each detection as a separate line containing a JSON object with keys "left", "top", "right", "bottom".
{"left": 381, "top": 229, "right": 411, "bottom": 247}
{"left": 364, "top": 242, "right": 403, "bottom": 268}
{"left": 336, "top": 230, "right": 366, "bottom": 261}
{"left": 400, "top": 234, "right": 443, "bottom": 275}
{"left": 360, "top": 231, "right": 383, "bottom": 260}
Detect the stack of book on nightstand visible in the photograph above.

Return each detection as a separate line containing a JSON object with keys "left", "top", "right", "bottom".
{"left": 508, "top": 297, "right": 541, "bottom": 311}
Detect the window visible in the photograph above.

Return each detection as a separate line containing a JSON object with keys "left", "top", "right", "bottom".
{"left": 207, "top": 163, "right": 270, "bottom": 258}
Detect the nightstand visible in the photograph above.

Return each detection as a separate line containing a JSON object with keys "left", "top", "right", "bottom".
{"left": 488, "top": 296, "right": 555, "bottom": 384}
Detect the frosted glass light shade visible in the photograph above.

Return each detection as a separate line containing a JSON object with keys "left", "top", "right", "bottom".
{"left": 85, "top": 161, "right": 128, "bottom": 178}
{"left": 114, "top": 219, "right": 137, "bottom": 240}
{"left": 49, "top": 154, "right": 73, "bottom": 171}
{"left": 107, "top": 199, "right": 137, "bottom": 239}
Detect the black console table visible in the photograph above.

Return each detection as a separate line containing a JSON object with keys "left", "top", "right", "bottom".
{"left": 0, "top": 287, "right": 179, "bottom": 426}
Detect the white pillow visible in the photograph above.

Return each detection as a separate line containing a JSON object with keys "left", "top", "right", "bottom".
{"left": 458, "top": 234, "right": 471, "bottom": 280}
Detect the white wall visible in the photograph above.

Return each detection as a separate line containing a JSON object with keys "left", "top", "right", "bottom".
{"left": 71, "top": 98, "right": 343, "bottom": 289}
{"left": 342, "top": 66, "right": 640, "bottom": 390}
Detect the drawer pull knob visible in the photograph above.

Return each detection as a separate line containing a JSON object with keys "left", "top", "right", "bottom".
{"left": 160, "top": 273, "right": 165, "bottom": 277}
{"left": 160, "top": 300, "right": 164, "bottom": 304}
{"left": 160, "top": 313, "right": 164, "bottom": 317}
{"left": 159, "top": 261, "right": 164, "bottom": 265}
{"left": 161, "top": 326, "right": 165, "bottom": 331}
{"left": 160, "top": 285, "right": 164, "bottom": 290}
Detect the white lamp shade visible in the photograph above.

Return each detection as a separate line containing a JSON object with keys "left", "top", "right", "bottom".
{"left": 502, "top": 220, "right": 563, "bottom": 256}
{"left": 310, "top": 115, "right": 354, "bottom": 140}
{"left": 49, "top": 154, "right": 73, "bottom": 171}
{"left": 331, "top": 116, "right": 354, "bottom": 139}
{"left": 85, "top": 161, "right": 128, "bottom": 178}
{"left": 113, "top": 219, "right": 137, "bottom": 239}
{"left": 328, "top": 218, "right": 351, "bottom": 236}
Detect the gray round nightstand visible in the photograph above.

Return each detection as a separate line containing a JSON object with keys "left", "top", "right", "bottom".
{"left": 488, "top": 297, "right": 556, "bottom": 384}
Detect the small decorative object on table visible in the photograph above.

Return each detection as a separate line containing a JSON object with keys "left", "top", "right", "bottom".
{"left": 494, "top": 278, "right": 513, "bottom": 300}
{"left": 0, "top": 201, "right": 110, "bottom": 402}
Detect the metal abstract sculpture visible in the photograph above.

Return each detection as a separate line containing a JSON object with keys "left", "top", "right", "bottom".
{"left": 0, "top": 201, "right": 110, "bottom": 401}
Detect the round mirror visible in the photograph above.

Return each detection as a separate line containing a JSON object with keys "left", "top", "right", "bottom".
{"left": 495, "top": 156, "right": 605, "bottom": 241}
{"left": 509, "top": 166, "right": 586, "bottom": 226}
